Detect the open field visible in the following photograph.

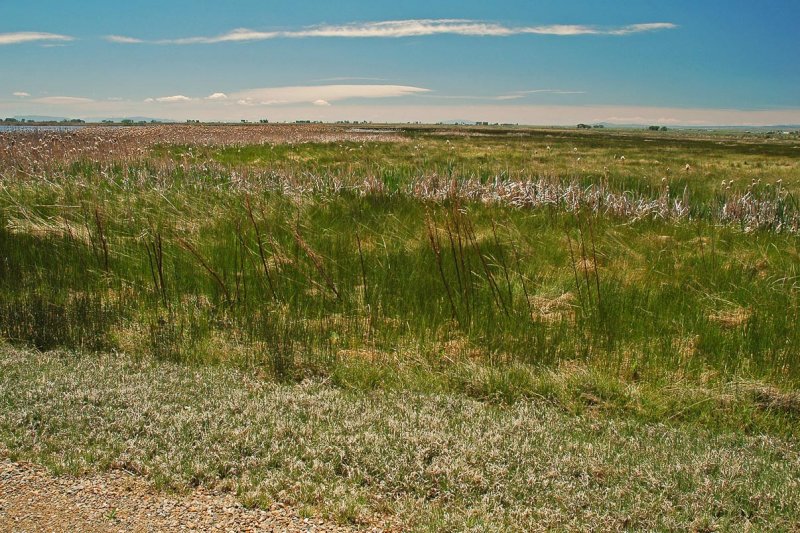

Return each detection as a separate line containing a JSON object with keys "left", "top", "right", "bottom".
{"left": 2, "top": 124, "right": 800, "bottom": 530}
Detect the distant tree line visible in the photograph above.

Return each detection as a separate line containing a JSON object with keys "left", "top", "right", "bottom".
{"left": 3, "top": 118, "right": 85, "bottom": 124}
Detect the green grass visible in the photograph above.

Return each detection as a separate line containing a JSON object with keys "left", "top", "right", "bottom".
{"left": 2, "top": 345, "right": 798, "bottom": 531}
{"left": 2, "top": 177, "right": 799, "bottom": 387}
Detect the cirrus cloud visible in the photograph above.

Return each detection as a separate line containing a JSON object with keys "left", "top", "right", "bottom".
{"left": 31, "top": 96, "right": 94, "bottom": 105}
{"left": 105, "top": 35, "right": 145, "bottom": 44}
{"left": 105, "top": 19, "right": 678, "bottom": 44}
{"left": 229, "top": 84, "right": 430, "bottom": 106}
{"left": 148, "top": 95, "right": 194, "bottom": 103}
{"left": 0, "top": 31, "right": 74, "bottom": 45}
{"left": 135, "top": 85, "right": 426, "bottom": 107}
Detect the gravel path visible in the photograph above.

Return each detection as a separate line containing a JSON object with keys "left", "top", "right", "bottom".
{"left": 0, "top": 460, "right": 367, "bottom": 532}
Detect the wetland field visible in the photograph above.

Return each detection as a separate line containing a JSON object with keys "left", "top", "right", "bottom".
{"left": 1, "top": 123, "right": 799, "bottom": 531}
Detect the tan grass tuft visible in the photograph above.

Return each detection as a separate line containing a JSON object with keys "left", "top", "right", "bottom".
{"left": 673, "top": 335, "right": 701, "bottom": 362}
{"left": 747, "top": 385, "right": 800, "bottom": 416}
{"left": 6, "top": 216, "right": 92, "bottom": 246}
{"left": 531, "top": 292, "right": 577, "bottom": 323}
{"left": 336, "top": 348, "right": 384, "bottom": 362}
{"left": 709, "top": 307, "right": 751, "bottom": 328}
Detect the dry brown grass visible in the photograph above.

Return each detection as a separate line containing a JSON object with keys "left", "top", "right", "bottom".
{"left": 530, "top": 292, "right": 577, "bottom": 323}
{"left": 709, "top": 307, "right": 752, "bottom": 328}
{"left": 0, "top": 124, "right": 406, "bottom": 174}
{"left": 5, "top": 214, "right": 93, "bottom": 246}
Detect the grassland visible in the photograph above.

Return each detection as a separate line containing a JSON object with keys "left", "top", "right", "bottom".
{"left": 1, "top": 124, "right": 799, "bottom": 530}
{"left": 3, "top": 345, "right": 799, "bottom": 531}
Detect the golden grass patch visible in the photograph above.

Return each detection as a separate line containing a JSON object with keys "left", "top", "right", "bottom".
{"left": 709, "top": 307, "right": 751, "bottom": 328}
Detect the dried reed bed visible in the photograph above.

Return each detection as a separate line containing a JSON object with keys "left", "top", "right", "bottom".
{"left": 0, "top": 124, "right": 405, "bottom": 173}
{"left": 3, "top": 125, "right": 797, "bottom": 234}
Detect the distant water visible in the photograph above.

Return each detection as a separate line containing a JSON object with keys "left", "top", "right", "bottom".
{"left": 0, "top": 125, "right": 86, "bottom": 133}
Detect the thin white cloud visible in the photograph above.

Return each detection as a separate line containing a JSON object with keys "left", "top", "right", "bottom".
{"left": 31, "top": 96, "right": 94, "bottom": 104}
{"left": 138, "top": 86, "right": 424, "bottom": 107}
{"left": 105, "top": 35, "right": 144, "bottom": 44}
{"left": 108, "top": 19, "right": 678, "bottom": 44}
{"left": 607, "top": 23, "right": 678, "bottom": 36}
{"left": 153, "top": 95, "right": 194, "bottom": 103}
{"left": 495, "top": 89, "right": 587, "bottom": 100}
{"left": 518, "top": 89, "right": 587, "bottom": 95}
{"left": 162, "top": 28, "right": 279, "bottom": 45}
{"left": 420, "top": 89, "right": 586, "bottom": 101}
{"left": 229, "top": 84, "right": 430, "bottom": 106}
{"left": 13, "top": 92, "right": 31, "bottom": 97}
{"left": 0, "top": 31, "right": 74, "bottom": 45}
{"left": 291, "top": 20, "right": 514, "bottom": 38}
{"left": 314, "top": 76, "right": 389, "bottom": 82}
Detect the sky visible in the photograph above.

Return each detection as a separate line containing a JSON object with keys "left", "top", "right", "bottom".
{"left": 1, "top": 0, "right": 799, "bottom": 125}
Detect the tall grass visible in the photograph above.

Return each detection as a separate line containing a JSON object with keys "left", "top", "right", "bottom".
{"left": 1, "top": 126, "right": 799, "bottom": 392}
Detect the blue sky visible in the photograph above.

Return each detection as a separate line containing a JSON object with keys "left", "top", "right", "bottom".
{"left": 1, "top": 1, "right": 798, "bottom": 124}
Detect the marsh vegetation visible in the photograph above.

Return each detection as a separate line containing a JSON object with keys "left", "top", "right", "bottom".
{"left": 1, "top": 124, "right": 799, "bottom": 530}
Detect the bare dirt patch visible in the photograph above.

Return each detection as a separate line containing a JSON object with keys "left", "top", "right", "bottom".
{"left": 0, "top": 459, "right": 365, "bottom": 533}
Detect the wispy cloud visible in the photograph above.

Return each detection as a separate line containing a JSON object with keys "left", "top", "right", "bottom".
{"left": 421, "top": 89, "right": 587, "bottom": 101}
{"left": 229, "top": 84, "right": 430, "bottom": 106}
{"left": 106, "top": 35, "right": 144, "bottom": 44}
{"left": 607, "top": 23, "right": 678, "bottom": 35}
{"left": 31, "top": 96, "right": 93, "bottom": 104}
{"left": 0, "top": 32, "right": 74, "bottom": 45}
{"left": 495, "top": 89, "right": 587, "bottom": 100}
{"left": 146, "top": 95, "right": 194, "bottom": 103}
{"left": 13, "top": 92, "right": 31, "bottom": 97}
{"left": 106, "top": 19, "right": 678, "bottom": 44}
{"left": 313, "top": 76, "right": 389, "bottom": 82}
{"left": 135, "top": 85, "right": 426, "bottom": 107}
